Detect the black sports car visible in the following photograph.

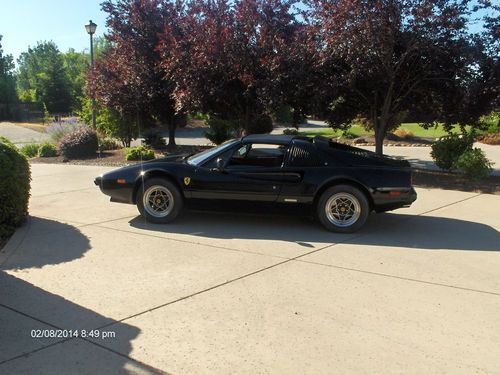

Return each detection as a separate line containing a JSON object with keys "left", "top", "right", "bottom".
{"left": 95, "top": 134, "right": 417, "bottom": 232}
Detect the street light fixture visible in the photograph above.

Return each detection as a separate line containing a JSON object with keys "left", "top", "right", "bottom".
{"left": 85, "top": 20, "right": 97, "bottom": 35}
{"left": 85, "top": 20, "right": 97, "bottom": 130}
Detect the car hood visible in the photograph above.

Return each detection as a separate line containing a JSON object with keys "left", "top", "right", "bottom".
{"left": 123, "top": 153, "right": 189, "bottom": 169}
{"left": 98, "top": 153, "right": 189, "bottom": 179}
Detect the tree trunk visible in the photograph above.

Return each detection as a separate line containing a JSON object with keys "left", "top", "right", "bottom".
{"left": 168, "top": 121, "right": 176, "bottom": 148}
{"left": 292, "top": 109, "right": 301, "bottom": 129}
{"left": 375, "top": 129, "right": 384, "bottom": 156}
{"left": 374, "top": 119, "right": 388, "bottom": 156}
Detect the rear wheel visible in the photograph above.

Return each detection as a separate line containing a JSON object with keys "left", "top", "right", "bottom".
{"left": 317, "top": 185, "right": 369, "bottom": 233}
{"left": 137, "top": 178, "right": 183, "bottom": 223}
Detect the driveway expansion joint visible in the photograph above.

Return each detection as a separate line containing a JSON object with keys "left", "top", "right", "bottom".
{"left": 31, "top": 187, "right": 96, "bottom": 198}
{"left": 295, "top": 259, "right": 500, "bottom": 296}
{"left": 92, "top": 223, "right": 294, "bottom": 261}
{"left": 92, "top": 239, "right": 356, "bottom": 331}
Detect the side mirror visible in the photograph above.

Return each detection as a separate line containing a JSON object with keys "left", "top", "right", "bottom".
{"left": 213, "top": 157, "right": 225, "bottom": 172}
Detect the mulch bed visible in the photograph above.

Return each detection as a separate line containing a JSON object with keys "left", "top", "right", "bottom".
{"left": 412, "top": 169, "right": 499, "bottom": 194}
{"left": 30, "top": 149, "right": 129, "bottom": 167}
{"left": 344, "top": 135, "right": 434, "bottom": 147}
{"left": 476, "top": 133, "right": 500, "bottom": 145}
{"left": 29, "top": 145, "right": 211, "bottom": 167}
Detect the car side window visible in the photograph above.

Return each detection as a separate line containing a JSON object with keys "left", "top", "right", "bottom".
{"left": 202, "top": 148, "right": 235, "bottom": 169}
{"left": 227, "top": 143, "right": 286, "bottom": 168}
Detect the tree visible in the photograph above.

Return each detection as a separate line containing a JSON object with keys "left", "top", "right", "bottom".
{"left": 63, "top": 48, "right": 88, "bottom": 111}
{"left": 158, "top": 0, "right": 299, "bottom": 133}
{"left": 0, "top": 35, "right": 18, "bottom": 120}
{"left": 17, "top": 41, "right": 72, "bottom": 114}
{"left": 79, "top": 97, "right": 138, "bottom": 147}
{"left": 158, "top": 0, "right": 241, "bottom": 124}
{"left": 308, "top": 0, "right": 499, "bottom": 155}
{"left": 92, "top": 36, "right": 113, "bottom": 60}
{"left": 90, "top": 0, "right": 180, "bottom": 146}
{"left": 276, "top": 22, "right": 323, "bottom": 126}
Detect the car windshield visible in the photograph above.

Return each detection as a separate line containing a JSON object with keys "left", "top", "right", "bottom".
{"left": 187, "top": 139, "right": 239, "bottom": 166}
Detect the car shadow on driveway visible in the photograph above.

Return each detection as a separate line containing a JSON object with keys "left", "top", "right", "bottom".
{"left": 128, "top": 210, "right": 499, "bottom": 252}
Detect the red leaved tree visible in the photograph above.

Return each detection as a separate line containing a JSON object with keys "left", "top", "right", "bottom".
{"left": 89, "top": 0, "right": 182, "bottom": 146}
{"left": 308, "top": 0, "right": 499, "bottom": 155}
{"left": 158, "top": 0, "right": 300, "bottom": 133}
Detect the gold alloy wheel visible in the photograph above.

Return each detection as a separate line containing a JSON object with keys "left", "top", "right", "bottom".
{"left": 143, "top": 185, "right": 175, "bottom": 218}
{"left": 325, "top": 192, "right": 361, "bottom": 227}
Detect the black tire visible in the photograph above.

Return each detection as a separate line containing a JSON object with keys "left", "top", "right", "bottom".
{"left": 317, "top": 184, "right": 369, "bottom": 233}
{"left": 137, "top": 177, "right": 183, "bottom": 223}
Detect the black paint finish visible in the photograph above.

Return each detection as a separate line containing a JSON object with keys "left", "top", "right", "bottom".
{"left": 94, "top": 135, "right": 417, "bottom": 213}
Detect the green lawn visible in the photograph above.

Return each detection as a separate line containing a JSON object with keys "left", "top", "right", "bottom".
{"left": 299, "top": 123, "right": 470, "bottom": 139}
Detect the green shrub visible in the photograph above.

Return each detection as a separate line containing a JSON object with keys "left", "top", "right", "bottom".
{"left": 455, "top": 148, "right": 493, "bottom": 181}
{"left": 125, "top": 146, "right": 155, "bottom": 161}
{"left": 38, "top": 143, "right": 57, "bottom": 157}
{"left": 58, "top": 127, "right": 98, "bottom": 159}
{"left": 480, "top": 112, "right": 499, "bottom": 134}
{"left": 79, "top": 98, "right": 139, "bottom": 147}
{"left": 247, "top": 114, "right": 273, "bottom": 135}
{"left": 98, "top": 137, "right": 121, "bottom": 151}
{"left": 188, "top": 112, "right": 209, "bottom": 121}
{"left": 431, "top": 134, "right": 473, "bottom": 170}
{"left": 340, "top": 130, "right": 357, "bottom": 139}
{"left": 283, "top": 128, "right": 299, "bottom": 136}
{"left": 142, "top": 129, "right": 166, "bottom": 149}
{"left": 20, "top": 143, "right": 40, "bottom": 158}
{"left": 205, "top": 117, "right": 236, "bottom": 145}
{"left": 0, "top": 138, "right": 31, "bottom": 240}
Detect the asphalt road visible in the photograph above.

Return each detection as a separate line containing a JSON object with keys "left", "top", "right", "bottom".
{"left": 1, "top": 163, "right": 499, "bottom": 374}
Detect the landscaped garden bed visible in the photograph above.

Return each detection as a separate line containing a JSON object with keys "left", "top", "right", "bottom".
{"left": 412, "top": 169, "right": 499, "bottom": 195}
{"left": 29, "top": 145, "right": 212, "bottom": 167}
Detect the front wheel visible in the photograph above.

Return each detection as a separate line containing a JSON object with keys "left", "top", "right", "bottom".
{"left": 137, "top": 178, "right": 183, "bottom": 223}
{"left": 317, "top": 185, "right": 369, "bottom": 233}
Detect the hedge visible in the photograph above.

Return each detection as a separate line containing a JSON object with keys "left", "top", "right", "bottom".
{"left": 0, "top": 137, "right": 31, "bottom": 241}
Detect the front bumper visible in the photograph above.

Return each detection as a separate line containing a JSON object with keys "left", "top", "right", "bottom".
{"left": 94, "top": 175, "right": 134, "bottom": 204}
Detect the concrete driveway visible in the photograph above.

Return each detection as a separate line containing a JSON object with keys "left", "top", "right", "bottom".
{"left": 1, "top": 163, "right": 499, "bottom": 374}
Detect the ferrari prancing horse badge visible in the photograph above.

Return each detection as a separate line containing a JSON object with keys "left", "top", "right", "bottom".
{"left": 183, "top": 177, "right": 191, "bottom": 185}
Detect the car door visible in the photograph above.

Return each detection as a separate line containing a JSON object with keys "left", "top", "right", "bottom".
{"left": 190, "top": 143, "right": 296, "bottom": 202}
{"left": 276, "top": 139, "right": 324, "bottom": 203}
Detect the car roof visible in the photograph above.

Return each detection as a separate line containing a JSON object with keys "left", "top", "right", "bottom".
{"left": 241, "top": 134, "right": 308, "bottom": 145}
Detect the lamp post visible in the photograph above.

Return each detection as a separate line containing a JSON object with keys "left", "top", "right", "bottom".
{"left": 85, "top": 20, "right": 97, "bottom": 129}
